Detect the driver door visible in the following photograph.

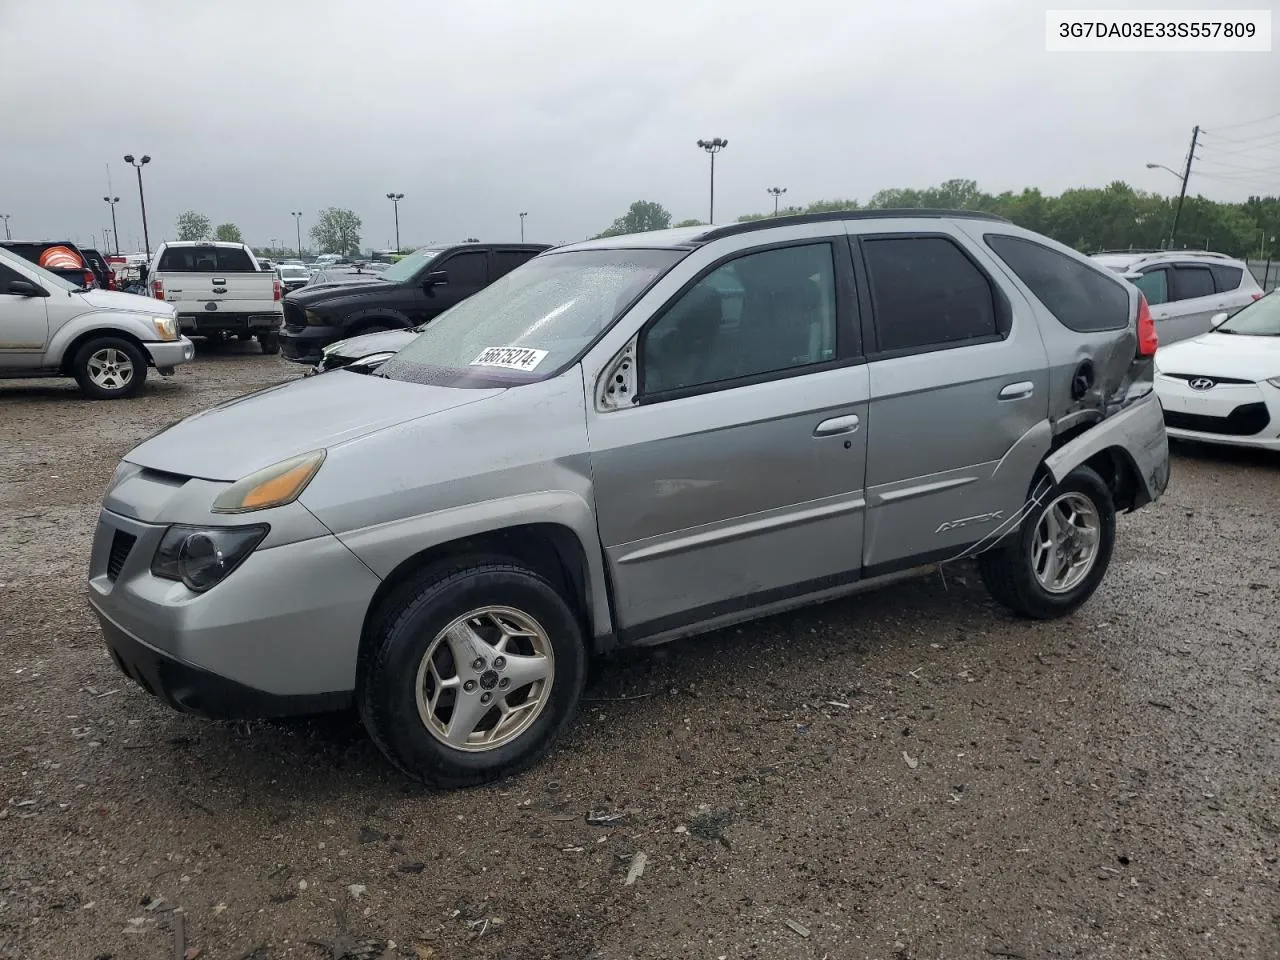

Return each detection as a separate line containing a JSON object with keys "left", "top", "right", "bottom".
{"left": 0, "top": 262, "right": 50, "bottom": 371}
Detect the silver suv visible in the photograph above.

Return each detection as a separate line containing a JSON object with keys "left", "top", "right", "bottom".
{"left": 88, "top": 211, "right": 1169, "bottom": 786}
{"left": 1092, "top": 250, "right": 1265, "bottom": 345}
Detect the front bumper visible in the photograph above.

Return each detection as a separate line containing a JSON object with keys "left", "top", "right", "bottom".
{"left": 280, "top": 322, "right": 346, "bottom": 364}
{"left": 1157, "top": 375, "right": 1280, "bottom": 449}
{"left": 144, "top": 337, "right": 196, "bottom": 370}
{"left": 87, "top": 506, "right": 382, "bottom": 718}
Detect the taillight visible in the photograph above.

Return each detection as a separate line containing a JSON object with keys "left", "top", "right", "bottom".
{"left": 83, "top": 270, "right": 96, "bottom": 288}
{"left": 1252, "top": 293, "right": 1264, "bottom": 301}
{"left": 1136, "top": 294, "right": 1158, "bottom": 357}
{"left": 152, "top": 278, "right": 165, "bottom": 300}
{"left": 273, "top": 276, "right": 282, "bottom": 301}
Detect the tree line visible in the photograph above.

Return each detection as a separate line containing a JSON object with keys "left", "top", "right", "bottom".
{"left": 174, "top": 207, "right": 364, "bottom": 256}
{"left": 599, "top": 181, "right": 1280, "bottom": 258}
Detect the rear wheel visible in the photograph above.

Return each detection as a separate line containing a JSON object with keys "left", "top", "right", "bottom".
{"left": 258, "top": 332, "right": 281, "bottom": 354}
{"left": 358, "top": 559, "right": 587, "bottom": 787}
{"left": 72, "top": 337, "right": 147, "bottom": 400}
{"left": 978, "top": 466, "right": 1115, "bottom": 619}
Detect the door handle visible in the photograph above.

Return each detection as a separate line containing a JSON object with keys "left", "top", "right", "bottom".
{"left": 999, "top": 381, "right": 1034, "bottom": 400}
{"left": 211, "top": 277, "right": 226, "bottom": 285}
{"left": 814, "top": 414, "right": 860, "bottom": 436}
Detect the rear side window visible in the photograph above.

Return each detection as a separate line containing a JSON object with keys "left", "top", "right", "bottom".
{"left": 157, "top": 246, "right": 256, "bottom": 272}
{"left": 1209, "top": 263, "right": 1243, "bottom": 292}
{"left": 0, "top": 261, "right": 26, "bottom": 289}
{"left": 493, "top": 250, "right": 539, "bottom": 279}
{"left": 862, "top": 236, "right": 999, "bottom": 353}
{"left": 1172, "top": 265, "right": 1214, "bottom": 300}
{"left": 986, "top": 234, "right": 1129, "bottom": 332}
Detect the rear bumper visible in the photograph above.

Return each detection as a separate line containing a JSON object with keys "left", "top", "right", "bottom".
{"left": 177, "top": 311, "right": 282, "bottom": 335}
{"left": 143, "top": 337, "right": 195, "bottom": 369}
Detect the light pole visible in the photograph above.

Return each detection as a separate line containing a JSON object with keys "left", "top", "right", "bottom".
{"left": 291, "top": 211, "right": 303, "bottom": 259}
{"left": 103, "top": 195, "right": 121, "bottom": 254}
{"left": 767, "top": 186, "right": 787, "bottom": 216}
{"left": 0, "top": 214, "right": 10, "bottom": 241}
{"left": 386, "top": 192, "right": 404, "bottom": 252}
{"left": 123, "top": 154, "right": 151, "bottom": 254}
{"left": 519, "top": 211, "right": 528, "bottom": 242}
{"left": 696, "top": 138, "right": 727, "bottom": 224}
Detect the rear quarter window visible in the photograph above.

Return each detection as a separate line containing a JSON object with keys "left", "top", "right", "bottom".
{"left": 985, "top": 234, "right": 1129, "bottom": 332}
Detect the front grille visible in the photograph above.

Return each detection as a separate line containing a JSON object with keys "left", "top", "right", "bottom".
{"left": 1165, "top": 402, "right": 1271, "bottom": 436}
{"left": 283, "top": 301, "right": 307, "bottom": 330}
{"left": 1162, "top": 372, "right": 1253, "bottom": 386}
{"left": 107, "top": 530, "right": 137, "bottom": 581}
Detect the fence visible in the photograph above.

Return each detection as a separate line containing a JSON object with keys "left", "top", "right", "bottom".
{"left": 1247, "top": 259, "right": 1278, "bottom": 292}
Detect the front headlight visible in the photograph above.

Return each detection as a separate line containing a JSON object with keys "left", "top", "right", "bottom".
{"left": 151, "top": 524, "right": 269, "bottom": 592}
{"left": 306, "top": 309, "right": 325, "bottom": 326}
{"left": 211, "top": 450, "right": 326, "bottom": 514}
{"left": 152, "top": 315, "right": 177, "bottom": 340}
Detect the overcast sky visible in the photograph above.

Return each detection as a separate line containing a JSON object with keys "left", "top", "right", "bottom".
{"left": 1, "top": 0, "right": 1276, "bottom": 254}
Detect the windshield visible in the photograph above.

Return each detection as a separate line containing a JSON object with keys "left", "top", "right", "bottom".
{"left": 380, "top": 248, "right": 686, "bottom": 388}
{"left": 1216, "top": 292, "right": 1280, "bottom": 336}
{"left": 279, "top": 266, "right": 309, "bottom": 278}
{"left": 379, "top": 248, "right": 447, "bottom": 283}
{"left": 0, "top": 247, "right": 79, "bottom": 292}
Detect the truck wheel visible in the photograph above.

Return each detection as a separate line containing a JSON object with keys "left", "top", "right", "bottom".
{"left": 358, "top": 559, "right": 587, "bottom": 788}
{"left": 258, "top": 332, "right": 281, "bottom": 355}
{"left": 73, "top": 337, "right": 148, "bottom": 400}
{"left": 978, "top": 466, "right": 1115, "bottom": 620}
{"left": 236, "top": 332, "right": 253, "bottom": 342}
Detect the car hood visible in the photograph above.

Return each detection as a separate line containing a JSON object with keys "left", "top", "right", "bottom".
{"left": 288, "top": 278, "right": 390, "bottom": 306}
{"left": 124, "top": 372, "right": 503, "bottom": 481}
{"left": 326, "top": 328, "right": 420, "bottom": 359}
{"left": 1158, "top": 331, "right": 1280, "bottom": 381}
{"left": 79, "top": 288, "right": 176, "bottom": 316}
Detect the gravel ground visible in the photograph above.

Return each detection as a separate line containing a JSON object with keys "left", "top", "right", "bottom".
{"left": 1, "top": 350, "right": 1278, "bottom": 960}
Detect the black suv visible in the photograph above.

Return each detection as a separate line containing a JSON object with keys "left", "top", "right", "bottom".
{"left": 280, "top": 242, "right": 550, "bottom": 364}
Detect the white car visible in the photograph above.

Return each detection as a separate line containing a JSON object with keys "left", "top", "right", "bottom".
{"left": 1155, "top": 291, "right": 1280, "bottom": 450}
{"left": 1092, "top": 251, "right": 1264, "bottom": 346}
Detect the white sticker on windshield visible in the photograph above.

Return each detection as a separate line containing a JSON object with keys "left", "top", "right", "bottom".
{"left": 470, "top": 346, "right": 548, "bottom": 372}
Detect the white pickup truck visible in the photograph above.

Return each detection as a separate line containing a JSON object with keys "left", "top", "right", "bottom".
{"left": 143, "top": 241, "right": 284, "bottom": 354}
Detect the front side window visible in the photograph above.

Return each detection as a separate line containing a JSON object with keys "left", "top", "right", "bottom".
{"left": 1131, "top": 269, "right": 1168, "bottom": 305}
{"left": 493, "top": 250, "right": 539, "bottom": 279}
{"left": 0, "top": 248, "right": 76, "bottom": 292}
{"left": 380, "top": 248, "right": 684, "bottom": 388}
{"left": 986, "top": 234, "right": 1130, "bottom": 331}
{"left": 640, "top": 243, "right": 838, "bottom": 396}
{"left": 437, "top": 251, "right": 487, "bottom": 288}
{"left": 1172, "top": 265, "right": 1215, "bottom": 301}
{"left": 864, "top": 236, "right": 999, "bottom": 353}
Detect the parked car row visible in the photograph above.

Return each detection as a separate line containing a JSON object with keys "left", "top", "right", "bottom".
{"left": 88, "top": 209, "right": 1172, "bottom": 787}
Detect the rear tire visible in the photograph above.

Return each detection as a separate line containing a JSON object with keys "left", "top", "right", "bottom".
{"left": 72, "top": 336, "right": 147, "bottom": 400}
{"left": 358, "top": 559, "right": 587, "bottom": 788}
{"left": 978, "top": 466, "right": 1115, "bottom": 620}
{"left": 258, "top": 332, "right": 281, "bottom": 354}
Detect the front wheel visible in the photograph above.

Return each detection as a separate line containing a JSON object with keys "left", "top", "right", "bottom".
{"left": 978, "top": 465, "right": 1116, "bottom": 620}
{"left": 358, "top": 560, "right": 587, "bottom": 788}
{"left": 72, "top": 337, "right": 147, "bottom": 400}
{"left": 258, "top": 332, "right": 280, "bottom": 354}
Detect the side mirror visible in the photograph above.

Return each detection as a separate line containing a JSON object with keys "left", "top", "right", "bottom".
{"left": 423, "top": 270, "right": 449, "bottom": 287}
{"left": 8, "top": 279, "right": 49, "bottom": 298}
{"left": 1209, "top": 311, "right": 1229, "bottom": 328}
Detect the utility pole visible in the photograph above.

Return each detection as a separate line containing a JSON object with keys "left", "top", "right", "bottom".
{"left": 696, "top": 138, "right": 727, "bottom": 224}
{"left": 1168, "top": 125, "right": 1199, "bottom": 250}
{"left": 767, "top": 186, "right": 787, "bottom": 216}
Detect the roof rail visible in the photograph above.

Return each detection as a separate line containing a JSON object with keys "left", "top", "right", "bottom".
{"left": 694, "top": 208, "right": 1011, "bottom": 243}
{"left": 1135, "top": 249, "right": 1232, "bottom": 261}
{"left": 1095, "top": 248, "right": 1164, "bottom": 255}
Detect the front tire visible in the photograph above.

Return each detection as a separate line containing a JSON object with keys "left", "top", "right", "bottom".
{"left": 358, "top": 560, "right": 587, "bottom": 788}
{"left": 978, "top": 465, "right": 1115, "bottom": 620}
{"left": 72, "top": 337, "right": 147, "bottom": 400}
